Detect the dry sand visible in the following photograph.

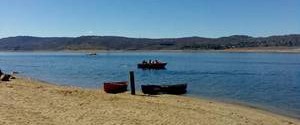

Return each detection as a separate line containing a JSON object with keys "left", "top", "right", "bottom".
{"left": 0, "top": 77, "right": 299, "bottom": 125}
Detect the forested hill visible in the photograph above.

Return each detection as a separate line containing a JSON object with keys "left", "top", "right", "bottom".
{"left": 0, "top": 34, "right": 300, "bottom": 51}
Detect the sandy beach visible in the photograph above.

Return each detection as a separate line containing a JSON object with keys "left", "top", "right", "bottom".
{"left": 0, "top": 77, "right": 299, "bottom": 125}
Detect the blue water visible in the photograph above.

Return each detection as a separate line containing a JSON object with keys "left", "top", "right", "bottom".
{"left": 1, "top": 52, "right": 300, "bottom": 118}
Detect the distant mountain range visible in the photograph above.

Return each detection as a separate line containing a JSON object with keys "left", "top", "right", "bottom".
{"left": 0, "top": 34, "right": 300, "bottom": 51}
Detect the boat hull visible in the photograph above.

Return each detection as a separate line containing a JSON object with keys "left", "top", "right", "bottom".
{"left": 141, "top": 85, "right": 162, "bottom": 95}
{"left": 103, "top": 81, "right": 128, "bottom": 94}
{"left": 141, "top": 84, "right": 187, "bottom": 95}
{"left": 137, "top": 63, "right": 167, "bottom": 69}
{"left": 161, "top": 84, "right": 187, "bottom": 94}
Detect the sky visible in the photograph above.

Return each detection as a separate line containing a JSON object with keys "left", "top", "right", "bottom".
{"left": 0, "top": 0, "right": 299, "bottom": 38}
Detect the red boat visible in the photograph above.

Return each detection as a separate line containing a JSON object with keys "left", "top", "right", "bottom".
{"left": 103, "top": 81, "right": 128, "bottom": 94}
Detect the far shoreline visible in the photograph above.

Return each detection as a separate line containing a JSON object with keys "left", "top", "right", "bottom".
{"left": 1, "top": 47, "right": 300, "bottom": 54}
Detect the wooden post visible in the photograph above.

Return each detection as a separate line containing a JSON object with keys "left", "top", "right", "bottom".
{"left": 129, "top": 71, "right": 136, "bottom": 95}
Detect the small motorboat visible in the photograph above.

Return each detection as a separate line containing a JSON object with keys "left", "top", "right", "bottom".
{"left": 103, "top": 81, "right": 128, "bottom": 94}
{"left": 137, "top": 62, "right": 167, "bottom": 69}
{"left": 141, "top": 83, "right": 187, "bottom": 95}
{"left": 87, "top": 53, "right": 97, "bottom": 56}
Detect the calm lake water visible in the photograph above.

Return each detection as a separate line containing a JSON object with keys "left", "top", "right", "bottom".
{"left": 0, "top": 51, "right": 300, "bottom": 118}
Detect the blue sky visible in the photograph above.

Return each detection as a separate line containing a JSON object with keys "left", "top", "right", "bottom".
{"left": 0, "top": 0, "right": 299, "bottom": 38}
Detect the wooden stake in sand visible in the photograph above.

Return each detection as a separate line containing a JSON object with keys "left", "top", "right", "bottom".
{"left": 129, "top": 71, "right": 135, "bottom": 95}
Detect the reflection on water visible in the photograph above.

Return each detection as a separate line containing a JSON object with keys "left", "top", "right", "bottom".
{"left": 0, "top": 52, "right": 300, "bottom": 118}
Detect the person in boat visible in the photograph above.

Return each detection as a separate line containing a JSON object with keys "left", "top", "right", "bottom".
{"left": 154, "top": 60, "right": 160, "bottom": 64}
{"left": 142, "top": 60, "right": 147, "bottom": 64}
{"left": 148, "top": 60, "right": 152, "bottom": 64}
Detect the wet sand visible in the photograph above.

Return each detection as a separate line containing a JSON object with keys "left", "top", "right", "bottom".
{"left": 0, "top": 77, "right": 299, "bottom": 125}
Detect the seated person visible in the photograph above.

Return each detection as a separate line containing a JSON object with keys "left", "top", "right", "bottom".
{"left": 142, "top": 60, "right": 147, "bottom": 64}
{"left": 154, "top": 60, "right": 160, "bottom": 64}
